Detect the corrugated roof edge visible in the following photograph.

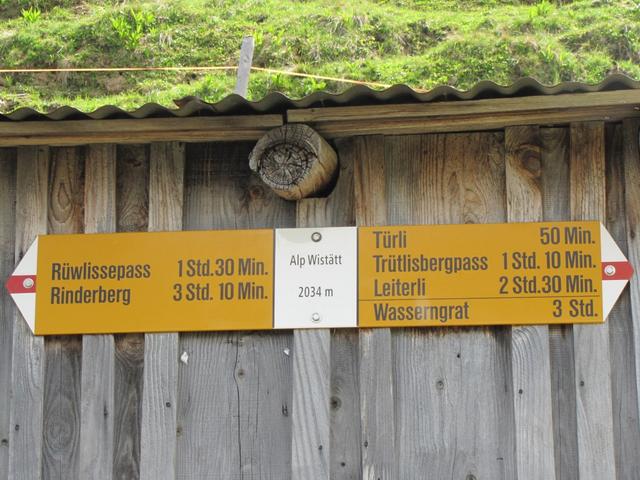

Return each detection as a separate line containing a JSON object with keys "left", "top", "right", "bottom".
{"left": 2, "top": 74, "right": 639, "bottom": 122}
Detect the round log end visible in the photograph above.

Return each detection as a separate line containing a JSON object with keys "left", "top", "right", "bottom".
{"left": 249, "top": 124, "right": 338, "bottom": 200}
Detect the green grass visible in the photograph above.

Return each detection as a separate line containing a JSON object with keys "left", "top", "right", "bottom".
{"left": 0, "top": 0, "right": 638, "bottom": 113}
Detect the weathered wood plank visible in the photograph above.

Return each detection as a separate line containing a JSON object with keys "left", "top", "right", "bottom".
{"left": 8, "top": 146, "right": 49, "bottom": 480}
{"left": 113, "top": 144, "right": 149, "bottom": 479}
{"left": 329, "top": 330, "right": 360, "bottom": 480}
{"left": 0, "top": 148, "right": 16, "bottom": 480}
{"left": 505, "top": 126, "right": 555, "bottom": 480}
{"left": 43, "top": 147, "right": 84, "bottom": 480}
{"left": 287, "top": 90, "right": 640, "bottom": 138}
{"left": 42, "top": 338, "right": 81, "bottom": 480}
{"left": 78, "top": 144, "right": 116, "bottom": 479}
{"left": 605, "top": 122, "right": 640, "bottom": 479}
{"left": 113, "top": 334, "right": 144, "bottom": 479}
{"left": 177, "top": 142, "right": 294, "bottom": 479}
{"left": 391, "top": 133, "right": 516, "bottom": 479}
{"left": 323, "top": 140, "right": 361, "bottom": 480}
{"left": 290, "top": 200, "right": 333, "bottom": 479}
{"left": 290, "top": 326, "right": 330, "bottom": 479}
{"left": 351, "top": 135, "right": 397, "bottom": 480}
{"left": 540, "top": 127, "right": 579, "bottom": 480}
{"left": 623, "top": 120, "right": 640, "bottom": 442}
{"left": 569, "top": 122, "right": 616, "bottom": 479}
{"left": 140, "top": 142, "right": 184, "bottom": 480}
{"left": 0, "top": 115, "right": 284, "bottom": 147}
{"left": 117, "top": 145, "right": 149, "bottom": 232}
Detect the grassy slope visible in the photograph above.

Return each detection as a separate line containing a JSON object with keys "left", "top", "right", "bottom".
{"left": 0, "top": 0, "right": 638, "bottom": 113}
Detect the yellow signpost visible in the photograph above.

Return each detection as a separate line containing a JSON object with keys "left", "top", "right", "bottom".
{"left": 4, "top": 221, "right": 633, "bottom": 335}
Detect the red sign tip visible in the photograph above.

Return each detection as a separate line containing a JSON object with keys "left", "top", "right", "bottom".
{"left": 602, "top": 261, "right": 634, "bottom": 281}
{"left": 5, "top": 275, "right": 37, "bottom": 294}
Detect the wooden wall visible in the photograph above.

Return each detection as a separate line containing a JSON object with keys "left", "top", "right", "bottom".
{"left": 0, "top": 119, "right": 639, "bottom": 479}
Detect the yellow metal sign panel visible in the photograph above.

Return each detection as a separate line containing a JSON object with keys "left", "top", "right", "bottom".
{"left": 35, "top": 230, "right": 274, "bottom": 334}
{"left": 4, "top": 221, "right": 634, "bottom": 335}
{"left": 358, "top": 222, "right": 604, "bottom": 327}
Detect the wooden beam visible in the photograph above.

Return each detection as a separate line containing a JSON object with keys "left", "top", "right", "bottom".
{"left": 0, "top": 115, "right": 283, "bottom": 147}
{"left": 250, "top": 124, "right": 338, "bottom": 200}
{"left": 287, "top": 90, "right": 640, "bottom": 137}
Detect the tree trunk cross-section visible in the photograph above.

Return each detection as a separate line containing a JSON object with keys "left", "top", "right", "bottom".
{"left": 250, "top": 124, "right": 338, "bottom": 200}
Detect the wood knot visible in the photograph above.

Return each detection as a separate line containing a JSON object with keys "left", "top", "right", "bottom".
{"left": 330, "top": 396, "right": 341, "bottom": 410}
{"left": 249, "top": 124, "right": 338, "bottom": 200}
{"left": 248, "top": 184, "right": 264, "bottom": 200}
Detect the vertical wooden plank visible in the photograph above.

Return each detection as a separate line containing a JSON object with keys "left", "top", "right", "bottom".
{"left": 43, "top": 147, "right": 84, "bottom": 480}
{"left": 540, "top": 127, "right": 579, "bottom": 480}
{"left": 570, "top": 122, "right": 616, "bottom": 479}
{"left": 8, "top": 146, "right": 49, "bottom": 480}
{"left": 140, "top": 142, "right": 184, "bottom": 480}
{"left": 177, "top": 142, "right": 294, "bottom": 479}
{"left": 351, "top": 135, "right": 397, "bottom": 480}
{"left": 605, "top": 122, "right": 640, "bottom": 479}
{"left": 326, "top": 141, "right": 361, "bottom": 480}
{"left": 391, "top": 133, "right": 516, "bottom": 479}
{"left": 113, "top": 145, "right": 149, "bottom": 479}
{"left": 505, "top": 126, "right": 556, "bottom": 479}
{"left": 623, "top": 119, "right": 640, "bottom": 461}
{"left": 290, "top": 327, "right": 330, "bottom": 479}
{"left": 290, "top": 201, "right": 332, "bottom": 479}
{"left": 78, "top": 144, "right": 116, "bottom": 479}
{"left": 0, "top": 149, "right": 16, "bottom": 480}
{"left": 117, "top": 145, "right": 149, "bottom": 233}
{"left": 113, "top": 334, "right": 144, "bottom": 479}
{"left": 329, "top": 330, "right": 360, "bottom": 480}
{"left": 290, "top": 150, "right": 357, "bottom": 479}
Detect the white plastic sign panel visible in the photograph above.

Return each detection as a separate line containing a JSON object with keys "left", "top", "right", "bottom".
{"left": 274, "top": 227, "right": 357, "bottom": 329}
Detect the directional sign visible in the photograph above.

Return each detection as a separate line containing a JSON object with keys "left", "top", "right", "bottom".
{"left": 5, "top": 221, "right": 634, "bottom": 335}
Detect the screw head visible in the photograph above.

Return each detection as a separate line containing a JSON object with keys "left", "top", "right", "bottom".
{"left": 604, "top": 264, "right": 616, "bottom": 277}
{"left": 311, "top": 232, "right": 322, "bottom": 242}
{"left": 311, "top": 312, "right": 321, "bottom": 323}
{"left": 22, "top": 277, "right": 34, "bottom": 289}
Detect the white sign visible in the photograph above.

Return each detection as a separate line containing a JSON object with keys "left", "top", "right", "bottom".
{"left": 274, "top": 227, "right": 357, "bottom": 329}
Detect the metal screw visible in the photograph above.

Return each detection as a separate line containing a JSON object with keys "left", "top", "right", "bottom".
{"left": 22, "top": 277, "right": 34, "bottom": 289}
{"left": 311, "top": 232, "right": 322, "bottom": 242}
{"left": 604, "top": 264, "right": 616, "bottom": 277}
{"left": 311, "top": 312, "right": 321, "bottom": 323}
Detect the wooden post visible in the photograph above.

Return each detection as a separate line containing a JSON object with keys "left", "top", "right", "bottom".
{"left": 250, "top": 124, "right": 338, "bottom": 200}
{"left": 233, "top": 36, "right": 254, "bottom": 98}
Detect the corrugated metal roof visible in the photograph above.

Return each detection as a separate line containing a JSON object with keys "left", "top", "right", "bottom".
{"left": 2, "top": 74, "right": 639, "bottom": 122}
